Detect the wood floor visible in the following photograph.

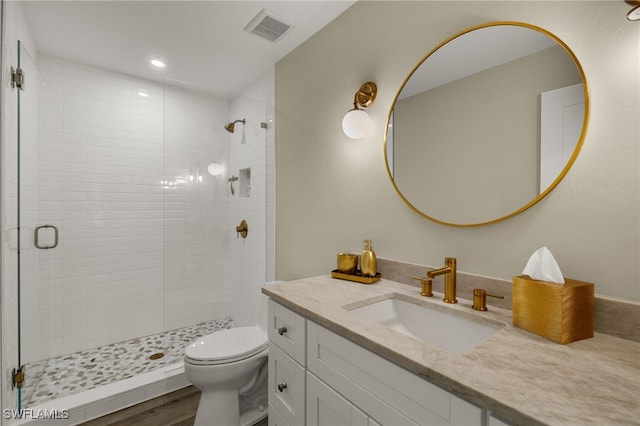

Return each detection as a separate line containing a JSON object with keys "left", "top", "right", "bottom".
{"left": 81, "top": 386, "right": 268, "bottom": 426}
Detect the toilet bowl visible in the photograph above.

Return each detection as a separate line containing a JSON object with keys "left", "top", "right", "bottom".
{"left": 184, "top": 326, "right": 268, "bottom": 426}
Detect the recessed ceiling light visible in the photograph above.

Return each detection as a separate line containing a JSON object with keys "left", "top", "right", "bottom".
{"left": 150, "top": 59, "right": 166, "bottom": 68}
{"left": 138, "top": 91, "right": 149, "bottom": 97}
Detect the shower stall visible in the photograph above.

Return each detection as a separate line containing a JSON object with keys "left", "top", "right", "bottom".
{"left": 1, "top": 2, "right": 275, "bottom": 422}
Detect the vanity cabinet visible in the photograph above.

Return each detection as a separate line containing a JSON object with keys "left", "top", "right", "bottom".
{"left": 268, "top": 299, "right": 485, "bottom": 426}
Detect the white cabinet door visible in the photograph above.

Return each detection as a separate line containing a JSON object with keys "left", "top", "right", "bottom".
{"left": 268, "top": 343, "right": 306, "bottom": 426}
{"left": 307, "top": 372, "right": 368, "bottom": 426}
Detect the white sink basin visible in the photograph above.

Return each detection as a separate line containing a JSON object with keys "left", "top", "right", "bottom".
{"left": 348, "top": 296, "right": 502, "bottom": 354}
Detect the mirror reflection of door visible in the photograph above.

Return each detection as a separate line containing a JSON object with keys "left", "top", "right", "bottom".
{"left": 539, "top": 84, "right": 585, "bottom": 192}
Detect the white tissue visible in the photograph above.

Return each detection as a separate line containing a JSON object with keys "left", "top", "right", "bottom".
{"left": 521, "top": 246, "right": 565, "bottom": 284}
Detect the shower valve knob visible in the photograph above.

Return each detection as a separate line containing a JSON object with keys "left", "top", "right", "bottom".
{"left": 235, "top": 220, "right": 248, "bottom": 239}
{"left": 277, "top": 382, "right": 287, "bottom": 392}
{"left": 277, "top": 326, "right": 287, "bottom": 336}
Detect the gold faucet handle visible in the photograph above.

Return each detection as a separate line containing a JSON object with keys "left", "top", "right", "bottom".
{"left": 472, "top": 289, "right": 504, "bottom": 311}
{"left": 411, "top": 276, "right": 433, "bottom": 297}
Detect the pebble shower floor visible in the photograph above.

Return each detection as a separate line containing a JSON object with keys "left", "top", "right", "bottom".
{"left": 22, "top": 318, "right": 237, "bottom": 406}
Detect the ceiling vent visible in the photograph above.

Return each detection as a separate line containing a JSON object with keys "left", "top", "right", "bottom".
{"left": 244, "top": 9, "right": 292, "bottom": 43}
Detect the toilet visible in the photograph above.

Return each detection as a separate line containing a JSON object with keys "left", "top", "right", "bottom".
{"left": 184, "top": 294, "right": 271, "bottom": 426}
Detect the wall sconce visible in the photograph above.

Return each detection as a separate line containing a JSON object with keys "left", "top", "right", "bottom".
{"left": 626, "top": 0, "right": 640, "bottom": 20}
{"left": 342, "top": 81, "right": 377, "bottom": 139}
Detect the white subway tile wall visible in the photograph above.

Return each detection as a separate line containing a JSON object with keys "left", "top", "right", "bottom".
{"left": 228, "top": 70, "right": 275, "bottom": 326}
{"left": 19, "top": 55, "right": 234, "bottom": 363}
{"left": 162, "top": 85, "right": 233, "bottom": 331}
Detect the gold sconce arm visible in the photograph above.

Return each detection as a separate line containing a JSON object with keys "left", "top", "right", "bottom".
{"left": 353, "top": 81, "right": 377, "bottom": 109}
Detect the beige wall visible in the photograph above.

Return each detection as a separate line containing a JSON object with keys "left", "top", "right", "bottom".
{"left": 275, "top": 1, "right": 639, "bottom": 300}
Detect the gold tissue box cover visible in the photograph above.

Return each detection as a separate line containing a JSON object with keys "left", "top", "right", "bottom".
{"left": 512, "top": 275, "right": 594, "bottom": 344}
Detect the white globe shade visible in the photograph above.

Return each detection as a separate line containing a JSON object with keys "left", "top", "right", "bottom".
{"left": 207, "top": 162, "right": 224, "bottom": 176}
{"left": 342, "top": 109, "right": 372, "bottom": 139}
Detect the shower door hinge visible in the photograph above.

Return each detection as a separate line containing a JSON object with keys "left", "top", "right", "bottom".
{"left": 11, "top": 67, "right": 25, "bottom": 90}
{"left": 12, "top": 365, "right": 25, "bottom": 389}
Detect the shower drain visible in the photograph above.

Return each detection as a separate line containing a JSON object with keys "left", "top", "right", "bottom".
{"left": 149, "top": 352, "right": 165, "bottom": 360}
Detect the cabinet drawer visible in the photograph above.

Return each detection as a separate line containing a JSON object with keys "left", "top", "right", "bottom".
{"left": 268, "top": 343, "right": 306, "bottom": 426}
{"left": 307, "top": 321, "right": 483, "bottom": 425}
{"left": 268, "top": 300, "right": 306, "bottom": 366}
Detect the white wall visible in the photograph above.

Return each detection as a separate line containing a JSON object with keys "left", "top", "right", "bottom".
{"left": 229, "top": 67, "right": 276, "bottom": 327}
{"left": 275, "top": 1, "right": 639, "bottom": 300}
{"left": 162, "top": 83, "right": 232, "bottom": 331}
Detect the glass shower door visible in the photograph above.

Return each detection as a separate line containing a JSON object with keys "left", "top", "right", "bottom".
{"left": 15, "top": 47, "right": 169, "bottom": 409}
{"left": 2, "top": 40, "right": 25, "bottom": 413}
{"left": 14, "top": 39, "right": 56, "bottom": 411}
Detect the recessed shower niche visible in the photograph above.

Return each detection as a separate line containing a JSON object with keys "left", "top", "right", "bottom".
{"left": 239, "top": 167, "right": 251, "bottom": 197}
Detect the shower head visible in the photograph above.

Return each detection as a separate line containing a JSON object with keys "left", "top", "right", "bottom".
{"left": 224, "top": 119, "right": 246, "bottom": 133}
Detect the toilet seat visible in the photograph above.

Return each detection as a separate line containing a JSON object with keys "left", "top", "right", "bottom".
{"left": 185, "top": 326, "right": 268, "bottom": 365}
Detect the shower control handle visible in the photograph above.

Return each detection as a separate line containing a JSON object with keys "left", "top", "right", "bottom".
{"left": 277, "top": 326, "right": 287, "bottom": 336}
{"left": 236, "top": 220, "right": 248, "bottom": 239}
{"left": 277, "top": 382, "right": 287, "bottom": 392}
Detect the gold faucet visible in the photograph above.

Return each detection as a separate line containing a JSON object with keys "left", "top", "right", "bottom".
{"left": 427, "top": 257, "right": 457, "bottom": 304}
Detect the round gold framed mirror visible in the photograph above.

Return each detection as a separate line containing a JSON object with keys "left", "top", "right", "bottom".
{"left": 385, "top": 21, "right": 589, "bottom": 227}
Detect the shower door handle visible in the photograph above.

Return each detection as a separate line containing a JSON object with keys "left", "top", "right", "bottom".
{"left": 34, "top": 225, "right": 59, "bottom": 249}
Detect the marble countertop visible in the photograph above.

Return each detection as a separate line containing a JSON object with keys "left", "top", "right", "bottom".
{"left": 262, "top": 275, "right": 640, "bottom": 426}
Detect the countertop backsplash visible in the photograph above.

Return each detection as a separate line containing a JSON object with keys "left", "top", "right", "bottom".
{"left": 377, "top": 257, "right": 640, "bottom": 343}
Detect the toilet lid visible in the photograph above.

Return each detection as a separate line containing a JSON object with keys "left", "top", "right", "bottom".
{"left": 184, "top": 326, "right": 267, "bottom": 364}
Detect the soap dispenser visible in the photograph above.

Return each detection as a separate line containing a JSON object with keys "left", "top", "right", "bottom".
{"left": 360, "top": 239, "right": 377, "bottom": 277}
